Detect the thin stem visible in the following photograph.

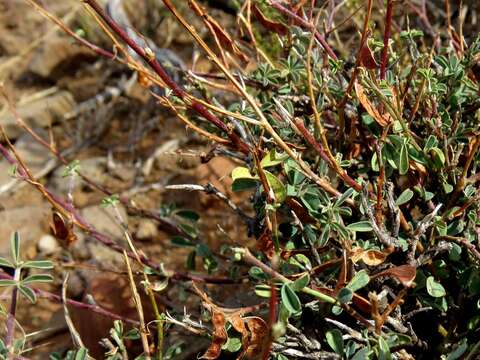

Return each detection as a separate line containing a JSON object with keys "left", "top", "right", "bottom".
{"left": 124, "top": 252, "right": 151, "bottom": 360}
{"left": 238, "top": 248, "right": 336, "bottom": 304}
{"left": 268, "top": 1, "right": 337, "bottom": 60}
{"left": 0, "top": 272, "right": 139, "bottom": 325}
{"left": 380, "top": 0, "right": 394, "bottom": 80}
{"left": 5, "top": 268, "right": 20, "bottom": 351}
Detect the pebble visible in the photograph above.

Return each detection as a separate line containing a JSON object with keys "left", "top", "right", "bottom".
{"left": 136, "top": 219, "right": 158, "bottom": 241}
{"left": 37, "top": 234, "right": 59, "bottom": 255}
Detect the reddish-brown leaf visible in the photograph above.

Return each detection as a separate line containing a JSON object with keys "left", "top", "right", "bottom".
{"left": 374, "top": 265, "right": 417, "bottom": 287}
{"left": 228, "top": 313, "right": 249, "bottom": 351}
{"left": 51, "top": 211, "right": 77, "bottom": 248}
{"left": 359, "top": 42, "right": 378, "bottom": 69}
{"left": 256, "top": 228, "right": 275, "bottom": 260}
{"left": 252, "top": 4, "right": 288, "bottom": 36}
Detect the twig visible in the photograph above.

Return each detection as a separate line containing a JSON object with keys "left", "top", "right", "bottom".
{"left": 123, "top": 251, "right": 151, "bottom": 359}
{"left": 268, "top": 1, "right": 337, "bottom": 60}
{"left": 436, "top": 235, "right": 480, "bottom": 262}
{"left": 165, "top": 183, "right": 254, "bottom": 230}
{"left": 380, "top": 0, "right": 395, "bottom": 79}
{"left": 237, "top": 247, "right": 336, "bottom": 304}
{"left": 5, "top": 267, "right": 20, "bottom": 352}
{"left": 0, "top": 272, "right": 139, "bottom": 325}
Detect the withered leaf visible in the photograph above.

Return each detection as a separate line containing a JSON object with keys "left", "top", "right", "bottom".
{"left": 374, "top": 265, "right": 417, "bottom": 287}
{"left": 252, "top": 4, "right": 288, "bottom": 36}
{"left": 51, "top": 211, "right": 77, "bottom": 248}
{"left": 354, "top": 82, "right": 392, "bottom": 127}
{"left": 244, "top": 316, "right": 269, "bottom": 359}
{"left": 200, "top": 310, "right": 228, "bottom": 359}
{"left": 189, "top": 0, "right": 248, "bottom": 63}
{"left": 359, "top": 42, "right": 378, "bottom": 69}
{"left": 351, "top": 247, "right": 388, "bottom": 266}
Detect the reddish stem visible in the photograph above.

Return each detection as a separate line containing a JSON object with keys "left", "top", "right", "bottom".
{"left": 380, "top": 0, "right": 394, "bottom": 79}
{"left": 294, "top": 119, "right": 362, "bottom": 191}
{"left": 270, "top": 1, "right": 337, "bottom": 60}
{"left": 0, "top": 272, "right": 139, "bottom": 325}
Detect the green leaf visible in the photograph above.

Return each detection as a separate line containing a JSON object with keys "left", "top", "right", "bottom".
{"left": 426, "top": 276, "right": 446, "bottom": 297}
{"left": 260, "top": 149, "right": 288, "bottom": 168}
{"left": 249, "top": 266, "right": 267, "bottom": 281}
{"left": 254, "top": 284, "right": 272, "bottom": 298}
{"left": 264, "top": 171, "right": 287, "bottom": 203}
{"left": 22, "top": 274, "right": 53, "bottom": 285}
{"left": 0, "top": 279, "right": 17, "bottom": 287}
{"left": 232, "top": 178, "right": 258, "bottom": 192}
{"left": 352, "top": 347, "right": 372, "bottom": 360}
{"left": 281, "top": 283, "right": 301, "bottom": 314}
{"left": 335, "top": 188, "right": 355, "bottom": 207}
{"left": 171, "top": 236, "right": 194, "bottom": 247}
{"left": 399, "top": 144, "right": 409, "bottom": 175}
{"left": 222, "top": 337, "right": 242, "bottom": 352}
{"left": 377, "top": 336, "right": 392, "bottom": 360}
{"left": 446, "top": 339, "right": 468, "bottom": 360}
{"left": 101, "top": 194, "right": 119, "bottom": 208}
{"left": 18, "top": 285, "right": 36, "bottom": 303}
{"left": 231, "top": 167, "right": 255, "bottom": 181}
{"left": 11, "top": 231, "right": 20, "bottom": 265}
{"left": 430, "top": 147, "right": 445, "bottom": 168}
{"left": 337, "top": 287, "right": 353, "bottom": 304}
{"left": 347, "top": 221, "right": 373, "bottom": 232}
{"left": 178, "top": 223, "right": 197, "bottom": 239}
{"left": 0, "top": 257, "right": 14, "bottom": 268}
{"left": 319, "top": 224, "right": 331, "bottom": 246}
{"left": 175, "top": 210, "right": 200, "bottom": 222}
{"left": 291, "top": 274, "right": 310, "bottom": 291}
{"left": 74, "top": 347, "right": 88, "bottom": 360}
{"left": 326, "top": 329, "right": 344, "bottom": 355}
{"left": 396, "top": 188, "right": 414, "bottom": 206}
{"left": 347, "top": 270, "right": 370, "bottom": 292}
{"left": 22, "top": 260, "right": 54, "bottom": 269}
{"left": 424, "top": 135, "right": 438, "bottom": 151}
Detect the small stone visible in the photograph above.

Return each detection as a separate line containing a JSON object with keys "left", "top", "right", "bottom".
{"left": 28, "top": 34, "right": 92, "bottom": 78}
{"left": 136, "top": 219, "right": 158, "bottom": 241}
{"left": 0, "top": 89, "right": 76, "bottom": 139}
{"left": 37, "top": 234, "right": 59, "bottom": 255}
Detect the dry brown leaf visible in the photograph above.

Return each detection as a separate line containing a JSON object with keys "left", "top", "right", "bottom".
{"left": 354, "top": 82, "right": 392, "bottom": 127}
{"left": 200, "top": 310, "right": 228, "bottom": 359}
{"left": 227, "top": 313, "right": 250, "bottom": 357}
{"left": 351, "top": 247, "right": 388, "bottom": 266}
{"left": 252, "top": 4, "right": 288, "bottom": 36}
{"left": 373, "top": 265, "right": 417, "bottom": 287}
{"left": 244, "top": 316, "right": 269, "bottom": 359}
{"left": 256, "top": 228, "right": 275, "bottom": 260}
{"left": 189, "top": 0, "right": 248, "bottom": 63}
